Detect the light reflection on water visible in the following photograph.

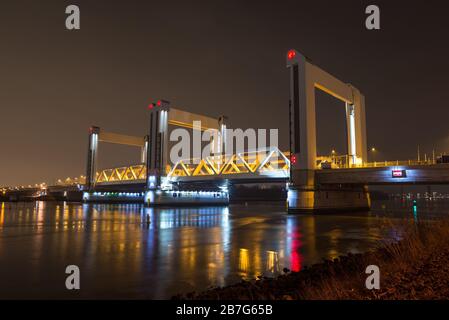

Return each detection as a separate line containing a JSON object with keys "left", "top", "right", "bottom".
{"left": 0, "top": 200, "right": 442, "bottom": 299}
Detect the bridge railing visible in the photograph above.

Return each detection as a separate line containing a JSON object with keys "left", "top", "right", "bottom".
{"left": 349, "top": 159, "right": 437, "bottom": 169}
{"left": 316, "top": 155, "right": 350, "bottom": 169}
{"left": 315, "top": 156, "right": 438, "bottom": 169}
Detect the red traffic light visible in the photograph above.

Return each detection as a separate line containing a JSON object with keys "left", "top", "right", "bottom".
{"left": 287, "top": 49, "right": 296, "bottom": 60}
{"left": 157, "top": 100, "right": 162, "bottom": 107}
{"left": 148, "top": 103, "right": 154, "bottom": 110}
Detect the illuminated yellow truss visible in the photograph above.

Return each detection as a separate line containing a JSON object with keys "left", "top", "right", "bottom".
{"left": 167, "top": 147, "right": 290, "bottom": 178}
{"left": 96, "top": 165, "right": 147, "bottom": 183}
{"left": 94, "top": 148, "right": 290, "bottom": 184}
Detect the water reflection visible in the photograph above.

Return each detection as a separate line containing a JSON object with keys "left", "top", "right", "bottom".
{"left": 266, "top": 250, "right": 280, "bottom": 275}
{"left": 0, "top": 202, "right": 4, "bottom": 226}
{"left": 0, "top": 200, "right": 432, "bottom": 299}
{"left": 286, "top": 217, "right": 302, "bottom": 272}
{"left": 238, "top": 248, "right": 249, "bottom": 276}
{"left": 413, "top": 200, "right": 418, "bottom": 223}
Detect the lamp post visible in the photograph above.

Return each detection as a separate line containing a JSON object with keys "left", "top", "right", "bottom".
{"left": 370, "top": 147, "right": 377, "bottom": 162}
{"left": 330, "top": 149, "right": 336, "bottom": 163}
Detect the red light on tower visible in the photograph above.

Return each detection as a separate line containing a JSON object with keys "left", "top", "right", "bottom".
{"left": 150, "top": 99, "right": 170, "bottom": 109}
{"left": 287, "top": 49, "right": 296, "bottom": 60}
{"left": 291, "top": 154, "right": 297, "bottom": 165}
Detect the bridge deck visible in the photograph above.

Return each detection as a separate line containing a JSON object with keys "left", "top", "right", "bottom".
{"left": 316, "top": 164, "right": 449, "bottom": 185}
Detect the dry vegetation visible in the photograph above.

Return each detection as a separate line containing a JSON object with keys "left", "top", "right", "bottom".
{"left": 175, "top": 218, "right": 449, "bottom": 300}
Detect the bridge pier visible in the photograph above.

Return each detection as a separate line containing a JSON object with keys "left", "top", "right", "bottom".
{"left": 287, "top": 168, "right": 370, "bottom": 213}
{"left": 287, "top": 184, "right": 370, "bottom": 213}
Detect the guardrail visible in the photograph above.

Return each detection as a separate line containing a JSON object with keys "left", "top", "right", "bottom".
{"left": 349, "top": 159, "right": 437, "bottom": 169}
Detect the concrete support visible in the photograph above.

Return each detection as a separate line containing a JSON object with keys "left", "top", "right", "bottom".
{"left": 345, "top": 87, "right": 367, "bottom": 166}
{"left": 86, "top": 126, "right": 99, "bottom": 191}
{"left": 146, "top": 105, "right": 168, "bottom": 190}
{"left": 287, "top": 184, "right": 370, "bottom": 213}
{"left": 141, "top": 135, "right": 149, "bottom": 164}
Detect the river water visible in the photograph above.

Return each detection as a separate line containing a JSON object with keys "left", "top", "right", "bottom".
{"left": 0, "top": 199, "right": 447, "bottom": 299}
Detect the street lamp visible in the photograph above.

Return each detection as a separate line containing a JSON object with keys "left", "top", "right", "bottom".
{"left": 370, "top": 147, "right": 377, "bottom": 162}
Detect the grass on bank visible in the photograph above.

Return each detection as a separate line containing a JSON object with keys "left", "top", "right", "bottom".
{"left": 177, "top": 218, "right": 449, "bottom": 300}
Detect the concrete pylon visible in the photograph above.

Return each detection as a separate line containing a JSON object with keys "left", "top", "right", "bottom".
{"left": 146, "top": 101, "right": 169, "bottom": 190}
{"left": 86, "top": 126, "right": 100, "bottom": 191}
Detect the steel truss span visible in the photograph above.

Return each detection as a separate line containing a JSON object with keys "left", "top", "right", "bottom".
{"left": 95, "top": 147, "right": 290, "bottom": 185}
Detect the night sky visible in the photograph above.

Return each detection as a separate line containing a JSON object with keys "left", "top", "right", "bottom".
{"left": 1, "top": 0, "right": 449, "bottom": 186}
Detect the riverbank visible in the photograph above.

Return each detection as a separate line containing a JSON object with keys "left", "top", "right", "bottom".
{"left": 175, "top": 218, "right": 449, "bottom": 300}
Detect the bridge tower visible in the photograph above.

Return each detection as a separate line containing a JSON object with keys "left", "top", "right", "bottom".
{"left": 286, "top": 49, "right": 370, "bottom": 213}
{"left": 144, "top": 100, "right": 229, "bottom": 206}
{"left": 145, "top": 99, "right": 170, "bottom": 194}
{"left": 83, "top": 126, "right": 147, "bottom": 201}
